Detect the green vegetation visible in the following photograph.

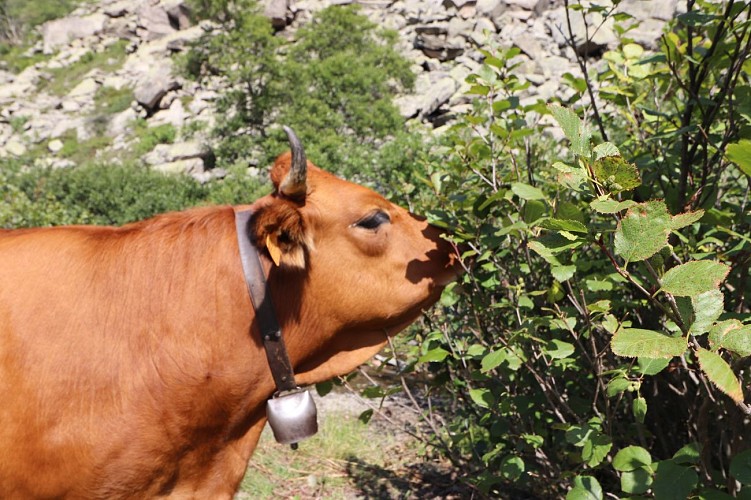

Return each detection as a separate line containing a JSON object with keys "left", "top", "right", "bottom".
{"left": 240, "top": 412, "right": 391, "bottom": 498}
{"left": 57, "top": 129, "right": 112, "bottom": 165}
{"left": 131, "top": 120, "right": 178, "bottom": 156}
{"left": 181, "top": 1, "right": 417, "bottom": 179}
{"left": 38, "top": 39, "right": 128, "bottom": 96}
{"left": 369, "top": 1, "right": 751, "bottom": 497}
{"left": 0, "top": 161, "right": 207, "bottom": 227}
{"left": 0, "top": 0, "right": 93, "bottom": 72}
{"left": 93, "top": 85, "right": 133, "bottom": 116}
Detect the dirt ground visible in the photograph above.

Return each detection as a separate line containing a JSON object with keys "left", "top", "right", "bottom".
{"left": 235, "top": 387, "right": 478, "bottom": 499}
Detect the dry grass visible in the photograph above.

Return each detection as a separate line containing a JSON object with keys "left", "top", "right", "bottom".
{"left": 235, "top": 391, "right": 472, "bottom": 500}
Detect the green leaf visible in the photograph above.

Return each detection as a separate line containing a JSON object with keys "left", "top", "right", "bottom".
{"left": 652, "top": 461, "right": 698, "bottom": 500}
{"left": 511, "top": 182, "right": 546, "bottom": 200}
{"left": 500, "top": 455, "right": 525, "bottom": 480}
{"left": 553, "top": 161, "right": 588, "bottom": 190}
{"left": 661, "top": 261, "right": 730, "bottom": 297}
{"left": 545, "top": 339, "right": 575, "bottom": 359}
{"left": 481, "top": 349, "right": 506, "bottom": 372}
{"left": 418, "top": 347, "right": 450, "bottom": 363}
{"left": 613, "top": 446, "right": 652, "bottom": 472}
{"left": 614, "top": 201, "right": 672, "bottom": 263}
{"left": 606, "top": 376, "right": 632, "bottom": 397}
{"left": 469, "top": 388, "right": 494, "bottom": 409}
{"left": 548, "top": 104, "right": 592, "bottom": 157}
{"left": 539, "top": 218, "right": 588, "bottom": 233}
{"left": 727, "top": 139, "right": 751, "bottom": 176}
{"left": 582, "top": 432, "right": 612, "bottom": 467}
{"left": 637, "top": 357, "right": 670, "bottom": 375}
{"left": 696, "top": 348, "right": 744, "bottom": 402}
{"left": 358, "top": 408, "right": 374, "bottom": 424}
{"left": 611, "top": 328, "right": 687, "bottom": 358}
{"left": 551, "top": 265, "right": 576, "bottom": 282}
{"left": 730, "top": 449, "right": 751, "bottom": 485}
{"left": 673, "top": 443, "right": 701, "bottom": 465}
{"left": 316, "top": 380, "right": 334, "bottom": 397}
{"left": 633, "top": 396, "right": 647, "bottom": 423}
{"left": 566, "top": 476, "right": 603, "bottom": 500}
{"left": 592, "top": 156, "right": 641, "bottom": 193}
{"left": 592, "top": 142, "right": 620, "bottom": 160}
{"left": 621, "top": 467, "right": 653, "bottom": 494}
{"left": 690, "top": 290, "right": 724, "bottom": 335}
{"left": 590, "top": 197, "right": 637, "bottom": 214}
{"left": 709, "top": 320, "right": 751, "bottom": 357}
{"left": 670, "top": 209, "right": 705, "bottom": 230}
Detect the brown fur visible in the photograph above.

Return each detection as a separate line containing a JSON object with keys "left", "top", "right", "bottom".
{"left": 0, "top": 153, "right": 458, "bottom": 498}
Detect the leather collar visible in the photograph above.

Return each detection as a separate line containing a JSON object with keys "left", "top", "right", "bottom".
{"left": 235, "top": 209, "right": 298, "bottom": 394}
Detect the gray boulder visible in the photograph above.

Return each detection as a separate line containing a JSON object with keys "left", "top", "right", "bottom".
{"left": 42, "top": 14, "right": 107, "bottom": 54}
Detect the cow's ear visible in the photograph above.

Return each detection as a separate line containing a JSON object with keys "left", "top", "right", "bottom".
{"left": 252, "top": 200, "right": 312, "bottom": 269}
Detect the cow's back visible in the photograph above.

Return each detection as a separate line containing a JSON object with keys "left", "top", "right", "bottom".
{"left": 0, "top": 210, "right": 269, "bottom": 498}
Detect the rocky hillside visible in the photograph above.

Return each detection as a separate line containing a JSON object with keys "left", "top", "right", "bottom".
{"left": 0, "top": 0, "right": 679, "bottom": 180}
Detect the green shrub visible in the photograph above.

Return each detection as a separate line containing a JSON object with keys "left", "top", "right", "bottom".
{"left": 380, "top": 2, "right": 751, "bottom": 497}
{"left": 38, "top": 39, "right": 128, "bottom": 96}
{"left": 93, "top": 86, "right": 133, "bottom": 116}
{"left": 1, "top": 161, "right": 207, "bottom": 227}
{"left": 132, "top": 120, "right": 177, "bottom": 156}
{"left": 181, "top": 2, "right": 417, "bottom": 180}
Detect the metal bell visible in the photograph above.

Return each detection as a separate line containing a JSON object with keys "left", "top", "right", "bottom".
{"left": 266, "top": 388, "right": 318, "bottom": 447}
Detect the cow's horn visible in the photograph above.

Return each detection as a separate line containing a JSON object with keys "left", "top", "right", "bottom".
{"left": 280, "top": 126, "right": 307, "bottom": 199}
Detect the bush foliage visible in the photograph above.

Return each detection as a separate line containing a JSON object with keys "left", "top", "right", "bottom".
{"left": 181, "top": 1, "right": 416, "bottom": 180}
{"left": 371, "top": 1, "right": 751, "bottom": 496}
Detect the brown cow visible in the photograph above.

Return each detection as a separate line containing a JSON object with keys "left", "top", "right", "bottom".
{"left": 0, "top": 128, "right": 458, "bottom": 498}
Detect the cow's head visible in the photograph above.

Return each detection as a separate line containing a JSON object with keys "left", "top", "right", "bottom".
{"left": 250, "top": 127, "right": 459, "bottom": 383}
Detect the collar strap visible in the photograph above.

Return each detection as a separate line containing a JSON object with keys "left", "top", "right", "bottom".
{"left": 235, "top": 209, "right": 298, "bottom": 394}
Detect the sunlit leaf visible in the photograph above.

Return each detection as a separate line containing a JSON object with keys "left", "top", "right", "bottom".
{"left": 673, "top": 442, "right": 701, "bottom": 465}
{"left": 633, "top": 397, "right": 647, "bottom": 423}
{"left": 689, "top": 290, "right": 724, "bottom": 335}
{"left": 590, "top": 197, "right": 637, "bottom": 214}
{"left": 611, "top": 328, "right": 686, "bottom": 358}
{"left": 708, "top": 320, "right": 751, "bottom": 357}
{"left": 481, "top": 349, "right": 506, "bottom": 372}
{"left": 637, "top": 357, "right": 670, "bottom": 375}
{"left": 511, "top": 182, "right": 546, "bottom": 200}
{"left": 539, "top": 218, "right": 588, "bottom": 233}
{"left": 661, "top": 261, "right": 730, "bottom": 297}
{"left": 614, "top": 201, "right": 672, "bottom": 262}
{"left": 727, "top": 140, "right": 751, "bottom": 176}
{"left": 545, "top": 339, "right": 575, "bottom": 359}
{"left": 613, "top": 445, "right": 652, "bottom": 472}
{"left": 566, "top": 476, "right": 603, "bottom": 500}
{"left": 671, "top": 209, "right": 705, "bottom": 230}
{"left": 549, "top": 104, "right": 592, "bottom": 157}
{"left": 696, "top": 348, "right": 743, "bottom": 402}
{"left": 592, "top": 156, "right": 641, "bottom": 193}
{"left": 469, "top": 388, "right": 494, "bottom": 409}
{"left": 621, "top": 467, "right": 652, "bottom": 494}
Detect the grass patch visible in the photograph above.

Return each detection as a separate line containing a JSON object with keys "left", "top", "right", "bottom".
{"left": 57, "top": 129, "right": 112, "bottom": 165}
{"left": 0, "top": 0, "right": 96, "bottom": 73}
{"left": 0, "top": 43, "right": 50, "bottom": 73}
{"left": 237, "top": 401, "right": 469, "bottom": 499}
{"left": 132, "top": 120, "right": 177, "bottom": 156}
{"left": 93, "top": 85, "right": 133, "bottom": 115}
{"left": 38, "top": 39, "right": 128, "bottom": 96}
{"left": 239, "top": 412, "right": 393, "bottom": 499}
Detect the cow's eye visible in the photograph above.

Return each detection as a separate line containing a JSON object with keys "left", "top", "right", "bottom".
{"left": 354, "top": 211, "right": 391, "bottom": 230}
